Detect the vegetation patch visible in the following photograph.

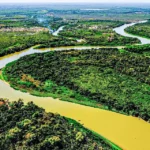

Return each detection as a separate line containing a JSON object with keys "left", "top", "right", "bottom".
{"left": 4, "top": 48, "right": 150, "bottom": 121}
{"left": 124, "top": 44, "right": 150, "bottom": 54}
{"left": 58, "top": 20, "right": 140, "bottom": 46}
{"left": 125, "top": 20, "right": 150, "bottom": 39}
{"left": 0, "top": 99, "right": 121, "bottom": 150}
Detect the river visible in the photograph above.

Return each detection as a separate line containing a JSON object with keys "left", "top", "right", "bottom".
{"left": 52, "top": 26, "right": 65, "bottom": 36}
{"left": 113, "top": 20, "right": 150, "bottom": 44}
{"left": 1, "top": 21, "right": 150, "bottom": 150}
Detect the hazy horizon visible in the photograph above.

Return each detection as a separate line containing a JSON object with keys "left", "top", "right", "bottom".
{"left": 0, "top": 0, "right": 150, "bottom": 3}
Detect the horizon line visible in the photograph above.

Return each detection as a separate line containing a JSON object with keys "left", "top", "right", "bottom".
{"left": 0, "top": 2, "right": 150, "bottom": 4}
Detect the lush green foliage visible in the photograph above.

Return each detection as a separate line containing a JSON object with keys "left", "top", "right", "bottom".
{"left": 0, "top": 14, "right": 78, "bottom": 57}
{"left": 4, "top": 49, "right": 150, "bottom": 121}
{"left": 0, "top": 16, "right": 50, "bottom": 56}
{"left": 125, "top": 20, "right": 150, "bottom": 38}
{"left": 0, "top": 19, "right": 41, "bottom": 28}
{"left": 0, "top": 99, "right": 115, "bottom": 150}
{"left": 124, "top": 44, "right": 150, "bottom": 54}
{"left": 50, "top": 19, "right": 67, "bottom": 31}
{"left": 0, "top": 9, "right": 142, "bottom": 57}
{"left": 0, "top": 31, "right": 50, "bottom": 57}
{"left": 58, "top": 20, "right": 140, "bottom": 46}
{"left": 0, "top": 27, "right": 76, "bottom": 57}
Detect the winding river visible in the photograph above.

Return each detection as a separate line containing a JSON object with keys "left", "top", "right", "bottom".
{"left": 114, "top": 20, "right": 150, "bottom": 44}
{"left": 1, "top": 21, "right": 150, "bottom": 150}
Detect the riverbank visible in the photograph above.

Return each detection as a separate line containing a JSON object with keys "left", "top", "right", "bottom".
{"left": 1, "top": 47, "right": 149, "bottom": 150}
{"left": 0, "top": 77, "right": 150, "bottom": 150}
{"left": 0, "top": 98, "right": 121, "bottom": 150}
{"left": 113, "top": 20, "right": 150, "bottom": 44}
{"left": 125, "top": 30, "right": 150, "bottom": 40}
{"left": 67, "top": 118, "right": 122, "bottom": 150}
{"left": 1, "top": 64, "right": 127, "bottom": 117}
{"left": 1, "top": 20, "right": 150, "bottom": 150}
{"left": 4, "top": 47, "right": 150, "bottom": 121}
{"left": 0, "top": 20, "right": 147, "bottom": 58}
{"left": 124, "top": 20, "right": 150, "bottom": 40}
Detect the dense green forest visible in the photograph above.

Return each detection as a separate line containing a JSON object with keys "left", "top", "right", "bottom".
{"left": 0, "top": 19, "right": 79, "bottom": 57}
{"left": 0, "top": 31, "right": 48, "bottom": 57}
{"left": 0, "top": 7, "right": 144, "bottom": 57}
{"left": 3, "top": 49, "right": 150, "bottom": 121}
{"left": 124, "top": 44, "right": 150, "bottom": 54}
{"left": 0, "top": 30, "right": 78, "bottom": 57}
{"left": 123, "top": 44, "right": 150, "bottom": 57}
{"left": 125, "top": 20, "right": 150, "bottom": 38}
{"left": 1, "top": 3, "right": 150, "bottom": 150}
{"left": 0, "top": 16, "right": 141, "bottom": 57}
{"left": 0, "top": 16, "right": 48, "bottom": 56}
{"left": 0, "top": 99, "right": 116, "bottom": 150}
{"left": 58, "top": 20, "right": 140, "bottom": 46}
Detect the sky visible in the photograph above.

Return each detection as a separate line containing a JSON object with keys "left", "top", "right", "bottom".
{"left": 0, "top": 0, "right": 150, "bottom": 3}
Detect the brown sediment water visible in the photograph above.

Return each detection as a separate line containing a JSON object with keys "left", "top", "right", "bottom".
{"left": 0, "top": 46, "right": 150, "bottom": 150}
{"left": 1, "top": 79, "right": 150, "bottom": 150}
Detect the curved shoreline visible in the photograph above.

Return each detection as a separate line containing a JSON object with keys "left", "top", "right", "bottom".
{"left": 113, "top": 20, "right": 150, "bottom": 44}
{"left": 1, "top": 46, "right": 150, "bottom": 150}
{"left": 0, "top": 20, "right": 147, "bottom": 58}
{"left": 124, "top": 30, "right": 150, "bottom": 41}
{"left": 1, "top": 21, "right": 150, "bottom": 150}
{"left": 1, "top": 78, "right": 150, "bottom": 150}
